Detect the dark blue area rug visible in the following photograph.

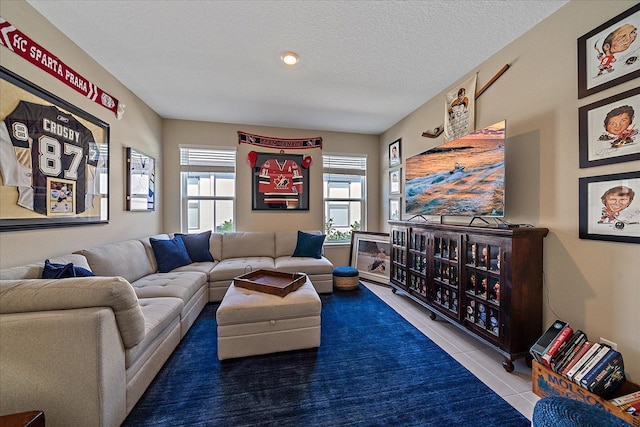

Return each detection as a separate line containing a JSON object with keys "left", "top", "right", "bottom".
{"left": 123, "top": 285, "right": 529, "bottom": 426}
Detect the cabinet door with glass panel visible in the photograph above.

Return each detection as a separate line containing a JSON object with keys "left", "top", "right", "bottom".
{"left": 430, "top": 232, "right": 462, "bottom": 321}
{"left": 390, "top": 225, "right": 408, "bottom": 290}
{"left": 407, "top": 228, "right": 430, "bottom": 300}
{"left": 463, "top": 237, "right": 506, "bottom": 346}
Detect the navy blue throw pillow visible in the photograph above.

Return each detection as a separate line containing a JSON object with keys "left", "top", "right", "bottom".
{"left": 42, "top": 259, "right": 96, "bottom": 279}
{"left": 175, "top": 231, "right": 214, "bottom": 262}
{"left": 292, "top": 231, "right": 326, "bottom": 259}
{"left": 150, "top": 236, "right": 193, "bottom": 273}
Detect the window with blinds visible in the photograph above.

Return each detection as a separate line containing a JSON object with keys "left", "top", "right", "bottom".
{"left": 180, "top": 146, "right": 236, "bottom": 233}
{"left": 323, "top": 154, "right": 367, "bottom": 243}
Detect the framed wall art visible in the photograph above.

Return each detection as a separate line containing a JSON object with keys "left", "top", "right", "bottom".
{"left": 579, "top": 171, "right": 640, "bottom": 244}
{"left": 390, "top": 168, "right": 401, "bottom": 195}
{"left": 389, "top": 198, "right": 401, "bottom": 221}
{"left": 0, "top": 66, "right": 109, "bottom": 232}
{"left": 251, "top": 152, "right": 309, "bottom": 210}
{"left": 579, "top": 86, "right": 640, "bottom": 168}
{"left": 126, "top": 147, "right": 155, "bottom": 211}
{"left": 577, "top": 3, "right": 640, "bottom": 99}
{"left": 389, "top": 138, "right": 401, "bottom": 167}
{"left": 349, "top": 231, "right": 390, "bottom": 284}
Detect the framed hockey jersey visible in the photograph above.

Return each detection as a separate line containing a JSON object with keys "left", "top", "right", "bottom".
{"left": 252, "top": 152, "right": 309, "bottom": 210}
{"left": 0, "top": 66, "right": 110, "bottom": 231}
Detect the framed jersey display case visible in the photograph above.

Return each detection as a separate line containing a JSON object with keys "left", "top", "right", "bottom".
{"left": 251, "top": 152, "right": 309, "bottom": 211}
{"left": 126, "top": 147, "right": 155, "bottom": 211}
{"left": 0, "top": 66, "right": 110, "bottom": 231}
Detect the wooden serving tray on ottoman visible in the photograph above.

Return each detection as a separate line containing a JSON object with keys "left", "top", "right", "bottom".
{"left": 234, "top": 269, "right": 307, "bottom": 297}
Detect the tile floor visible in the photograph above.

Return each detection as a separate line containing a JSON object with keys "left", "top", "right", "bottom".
{"left": 363, "top": 281, "right": 540, "bottom": 422}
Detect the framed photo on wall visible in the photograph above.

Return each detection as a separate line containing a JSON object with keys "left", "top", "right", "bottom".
{"left": 389, "top": 198, "right": 401, "bottom": 221}
{"left": 579, "top": 86, "right": 640, "bottom": 168}
{"left": 389, "top": 138, "right": 401, "bottom": 167}
{"left": 0, "top": 66, "right": 110, "bottom": 232}
{"left": 251, "top": 152, "right": 309, "bottom": 210}
{"left": 390, "top": 168, "right": 401, "bottom": 195}
{"left": 577, "top": 3, "right": 640, "bottom": 99}
{"left": 579, "top": 171, "right": 640, "bottom": 244}
{"left": 126, "top": 147, "right": 155, "bottom": 211}
{"left": 349, "top": 231, "right": 390, "bottom": 284}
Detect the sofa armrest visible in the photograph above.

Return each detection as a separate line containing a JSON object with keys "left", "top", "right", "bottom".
{"left": 0, "top": 308, "right": 127, "bottom": 426}
{"left": 0, "top": 276, "right": 145, "bottom": 348}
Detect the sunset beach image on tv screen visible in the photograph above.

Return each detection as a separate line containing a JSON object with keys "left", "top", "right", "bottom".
{"left": 405, "top": 120, "right": 505, "bottom": 217}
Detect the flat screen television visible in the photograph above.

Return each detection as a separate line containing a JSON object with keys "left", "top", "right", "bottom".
{"left": 405, "top": 120, "right": 506, "bottom": 218}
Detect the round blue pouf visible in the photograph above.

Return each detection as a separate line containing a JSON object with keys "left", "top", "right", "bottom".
{"left": 333, "top": 266, "right": 359, "bottom": 290}
{"left": 532, "top": 396, "right": 631, "bottom": 427}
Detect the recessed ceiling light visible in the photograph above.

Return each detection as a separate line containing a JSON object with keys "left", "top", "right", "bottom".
{"left": 281, "top": 51, "right": 299, "bottom": 66}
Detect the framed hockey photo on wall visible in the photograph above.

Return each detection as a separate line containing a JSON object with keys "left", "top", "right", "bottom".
{"left": 126, "top": 147, "right": 155, "bottom": 211}
{"left": 577, "top": 3, "right": 640, "bottom": 99}
{"left": 0, "top": 66, "right": 110, "bottom": 232}
{"left": 349, "top": 231, "right": 390, "bottom": 284}
{"left": 579, "top": 171, "right": 640, "bottom": 244}
{"left": 252, "top": 152, "right": 309, "bottom": 210}
{"left": 579, "top": 86, "right": 640, "bottom": 168}
{"left": 389, "top": 198, "right": 401, "bottom": 221}
{"left": 389, "top": 138, "right": 401, "bottom": 167}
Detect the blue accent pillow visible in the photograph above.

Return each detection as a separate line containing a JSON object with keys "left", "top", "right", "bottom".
{"left": 175, "top": 231, "right": 214, "bottom": 262}
{"left": 150, "top": 236, "right": 192, "bottom": 273}
{"left": 42, "top": 259, "right": 96, "bottom": 279}
{"left": 292, "top": 231, "right": 326, "bottom": 259}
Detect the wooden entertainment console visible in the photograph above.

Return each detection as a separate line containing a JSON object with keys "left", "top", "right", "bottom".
{"left": 388, "top": 221, "right": 548, "bottom": 371}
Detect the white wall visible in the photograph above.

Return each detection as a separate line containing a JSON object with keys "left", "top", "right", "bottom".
{"left": 379, "top": 0, "right": 640, "bottom": 381}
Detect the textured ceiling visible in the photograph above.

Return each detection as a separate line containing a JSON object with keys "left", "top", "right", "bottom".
{"left": 27, "top": 0, "right": 568, "bottom": 135}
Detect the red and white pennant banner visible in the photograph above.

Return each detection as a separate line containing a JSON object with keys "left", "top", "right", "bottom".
{"left": 0, "top": 17, "right": 124, "bottom": 119}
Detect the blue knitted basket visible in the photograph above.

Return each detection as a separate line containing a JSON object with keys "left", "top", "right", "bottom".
{"left": 532, "top": 396, "right": 632, "bottom": 427}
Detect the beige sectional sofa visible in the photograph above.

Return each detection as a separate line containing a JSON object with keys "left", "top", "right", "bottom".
{"left": 0, "top": 230, "right": 333, "bottom": 427}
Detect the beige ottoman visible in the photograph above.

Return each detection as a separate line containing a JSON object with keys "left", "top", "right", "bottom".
{"left": 216, "top": 278, "right": 321, "bottom": 360}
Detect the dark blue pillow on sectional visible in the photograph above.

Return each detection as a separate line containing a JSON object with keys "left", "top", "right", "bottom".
{"left": 175, "top": 231, "right": 214, "bottom": 262}
{"left": 42, "top": 259, "right": 96, "bottom": 279}
{"left": 292, "top": 231, "right": 326, "bottom": 259}
{"left": 150, "top": 236, "right": 193, "bottom": 273}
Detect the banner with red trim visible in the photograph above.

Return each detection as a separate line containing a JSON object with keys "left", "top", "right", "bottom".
{"left": 0, "top": 17, "right": 123, "bottom": 118}
{"left": 238, "top": 131, "right": 322, "bottom": 149}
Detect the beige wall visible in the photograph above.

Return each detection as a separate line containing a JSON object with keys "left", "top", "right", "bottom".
{"left": 380, "top": 0, "right": 640, "bottom": 381}
{"left": 0, "top": 1, "right": 164, "bottom": 267}
{"left": 162, "top": 119, "right": 379, "bottom": 265}
{"left": 2, "top": 0, "right": 639, "bottom": 381}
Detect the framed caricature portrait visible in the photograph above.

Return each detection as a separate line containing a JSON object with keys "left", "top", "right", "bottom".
{"left": 0, "top": 66, "right": 110, "bottom": 232}
{"left": 579, "top": 171, "right": 640, "bottom": 244}
{"left": 389, "top": 138, "right": 401, "bottom": 167}
{"left": 349, "top": 231, "right": 390, "bottom": 284}
{"left": 579, "top": 86, "right": 640, "bottom": 168}
{"left": 577, "top": 3, "right": 640, "bottom": 99}
{"left": 389, "top": 168, "right": 401, "bottom": 195}
{"left": 389, "top": 198, "right": 401, "bottom": 221}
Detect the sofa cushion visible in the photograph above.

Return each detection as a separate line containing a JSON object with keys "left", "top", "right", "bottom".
{"left": 42, "top": 259, "right": 95, "bottom": 279}
{"left": 275, "top": 256, "right": 335, "bottom": 275}
{"left": 125, "top": 297, "right": 182, "bottom": 369}
{"left": 209, "top": 257, "right": 276, "bottom": 283}
{"left": 130, "top": 271, "right": 207, "bottom": 303}
{"left": 150, "top": 236, "right": 192, "bottom": 273}
{"left": 176, "top": 231, "right": 214, "bottom": 262}
{"left": 78, "top": 240, "right": 155, "bottom": 283}
{"left": 222, "top": 232, "right": 275, "bottom": 259}
{"left": 292, "top": 231, "right": 325, "bottom": 259}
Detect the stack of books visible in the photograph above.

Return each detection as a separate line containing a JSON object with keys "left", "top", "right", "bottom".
{"left": 530, "top": 321, "right": 626, "bottom": 397}
{"left": 609, "top": 390, "right": 640, "bottom": 416}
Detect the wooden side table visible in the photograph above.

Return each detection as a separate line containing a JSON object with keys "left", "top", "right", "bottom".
{"left": 0, "top": 411, "right": 45, "bottom": 427}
